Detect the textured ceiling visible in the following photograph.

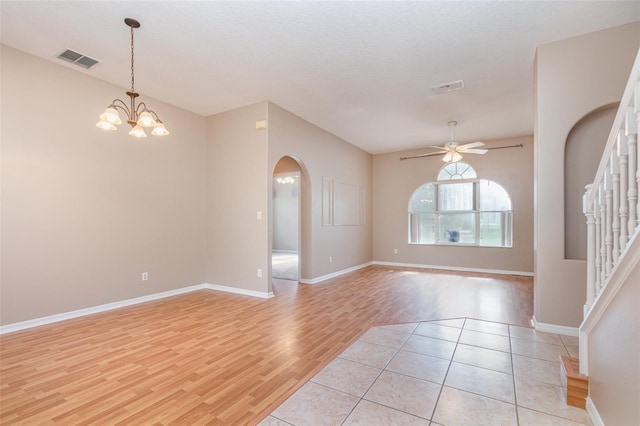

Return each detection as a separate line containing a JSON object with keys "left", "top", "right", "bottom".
{"left": 2, "top": 1, "right": 639, "bottom": 154}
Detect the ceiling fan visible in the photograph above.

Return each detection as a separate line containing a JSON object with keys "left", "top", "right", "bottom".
{"left": 400, "top": 121, "right": 523, "bottom": 162}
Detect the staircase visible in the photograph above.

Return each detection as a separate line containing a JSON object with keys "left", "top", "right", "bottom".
{"left": 578, "top": 47, "right": 640, "bottom": 424}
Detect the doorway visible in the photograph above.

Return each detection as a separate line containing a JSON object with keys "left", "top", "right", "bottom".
{"left": 272, "top": 156, "right": 302, "bottom": 281}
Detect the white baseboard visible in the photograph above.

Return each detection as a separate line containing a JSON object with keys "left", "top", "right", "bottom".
{"left": 299, "top": 262, "right": 373, "bottom": 284}
{"left": 205, "top": 283, "right": 273, "bottom": 299}
{"left": 0, "top": 284, "right": 208, "bottom": 335}
{"left": 0, "top": 283, "right": 273, "bottom": 335}
{"left": 586, "top": 396, "right": 604, "bottom": 426}
{"left": 531, "top": 315, "right": 579, "bottom": 337}
{"left": 372, "top": 261, "right": 534, "bottom": 277}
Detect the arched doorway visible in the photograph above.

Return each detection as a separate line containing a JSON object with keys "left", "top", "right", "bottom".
{"left": 272, "top": 156, "right": 304, "bottom": 281}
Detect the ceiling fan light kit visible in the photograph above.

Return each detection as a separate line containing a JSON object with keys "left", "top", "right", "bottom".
{"left": 96, "top": 18, "right": 169, "bottom": 138}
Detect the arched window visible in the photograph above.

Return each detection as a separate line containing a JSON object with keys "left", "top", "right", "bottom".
{"left": 408, "top": 163, "right": 513, "bottom": 247}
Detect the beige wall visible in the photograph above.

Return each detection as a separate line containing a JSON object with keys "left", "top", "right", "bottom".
{"left": 588, "top": 258, "right": 640, "bottom": 425}
{"left": 1, "top": 46, "right": 207, "bottom": 325}
{"left": 373, "top": 135, "right": 534, "bottom": 273}
{"left": 267, "top": 103, "right": 373, "bottom": 282}
{"left": 534, "top": 22, "right": 640, "bottom": 327}
{"left": 205, "top": 102, "right": 270, "bottom": 294}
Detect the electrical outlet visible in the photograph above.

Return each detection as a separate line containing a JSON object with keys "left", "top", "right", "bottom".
{"left": 257, "top": 269, "right": 262, "bottom": 278}
{"left": 329, "top": 256, "right": 332, "bottom": 263}
{"left": 142, "top": 272, "right": 149, "bottom": 281}
{"left": 394, "top": 248, "right": 398, "bottom": 254}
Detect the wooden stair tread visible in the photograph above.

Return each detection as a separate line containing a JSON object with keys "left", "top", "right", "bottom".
{"left": 560, "top": 356, "right": 588, "bottom": 409}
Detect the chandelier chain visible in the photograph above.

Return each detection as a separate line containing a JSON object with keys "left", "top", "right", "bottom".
{"left": 130, "top": 25, "right": 135, "bottom": 93}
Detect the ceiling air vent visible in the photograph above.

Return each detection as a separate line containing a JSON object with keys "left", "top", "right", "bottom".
{"left": 57, "top": 49, "right": 100, "bottom": 69}
{"left": 431, "top": 79, "right": 465, "bottom": 93}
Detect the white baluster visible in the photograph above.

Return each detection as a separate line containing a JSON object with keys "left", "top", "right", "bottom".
{"left": 594, "top": 195, "right": 602, "bottom": 294}
{"left": 619, "top": 152, "right": 629, "bottom": 249}
{"left": 584, "top": 184, "right": 595, "bottom": 316}
{"left": 605, "top": 186, "right": 613, "bottom": 277}
{"left": 600, "top": 185, "right": 607, "bottom": 288}
{"left": 635, "top": 83, "right": 640, "bottom": 229}
{"left": 611, "top": 148, "right": 621, "bottom": 264}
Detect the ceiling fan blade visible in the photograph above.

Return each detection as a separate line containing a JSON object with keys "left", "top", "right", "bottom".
{"left": 461, "top": 148, "right": 488, "bottom": 154}
{"left": 457, "top": 141, "right": 485, "bottom": 150}
{"left": 421, "top": 145, "right": 448, "bottom": 151}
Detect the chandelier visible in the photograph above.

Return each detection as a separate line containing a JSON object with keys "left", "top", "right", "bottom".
{"left": 96, "top": 18, "right": 169, "bottom": 137}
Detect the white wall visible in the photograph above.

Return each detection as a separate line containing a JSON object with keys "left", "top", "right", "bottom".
{"left": 534, "top": 22, "right": 640, "bottom": 328}
{"left": 267, "top": 103, "right": 373, "bottom": 281}
{"left": 373, "top": 135, "right": 534, "bottom": 274}
{"left": 205, "top": 102, "right": 270, "bottom": 295}
{"left": 1, "top": 46, "right": 207, "bottom": 325}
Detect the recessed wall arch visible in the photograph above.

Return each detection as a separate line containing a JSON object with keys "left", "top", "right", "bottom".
{"left": 270, "top": 155, "right": 310, "bottom": 291}
{"left": 564, "top": 102, "right": 618, "bottom": 260}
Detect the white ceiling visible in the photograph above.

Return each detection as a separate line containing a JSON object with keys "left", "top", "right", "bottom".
{"left": 2, "top": 1, "right": 639, "bottom": 154}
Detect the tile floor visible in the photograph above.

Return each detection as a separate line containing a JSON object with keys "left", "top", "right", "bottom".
{"left": 259, "top": 318, "right": 591, "bottom": 426}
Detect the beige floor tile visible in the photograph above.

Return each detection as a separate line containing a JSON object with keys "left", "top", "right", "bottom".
{"left": 401, "top": 334, "right": 456, "bottom": 360}
{"left": 517, "top": 407, "right": 592, "bottom": 425}
{"left": 560, "top": 335, "right": 580, "bottom": 358}
{"left": 359, "top": 327, "right": 410, "bottom": 349}
{"left": 426, "top": 318, "right": 465, "bottom": 328}
{"left": 311, "top": 357, "right": 382, "bottom": 397}
{"left": 414, "top": 322, "right": 462, "bottom": 342}
{"left": 512, "top": 354, "right": 562, "bottom": 386}
{"left": 463, "top": 319, "right": 510, "bottom": 336}
{"left": 342, "top": 399, "right": 430, "bottom": 425}
{"left": 386, "top": 350, "right": 450, "bottom": 384}
{"left": 511, "top": 337, "right": 568, "bottom": 362}
{"left": 432, "top": 386, "right": 517, "bottom": 426}
{"left": 363, "top": 371, "right": 440, "bottom": 419}
{"left": 515, "top": 376, "right": 592, "bottom": 424}
{"left": 338, "top": 340, "right": 398, "bottom": 369}
{"left": 379, "top": 322, "right": 419, "bottom": 334}
{"left": 257, "top": 415, "right": 295, "bottom": 426}
{"left": 445, "top": 362, "right": 515, "bottom": 403}
{"left": 271, "top": 382, "right": 359, "bottom": 426}
{"left": 453, "top": 343, "right": 513, "bottom": 374}
{"left": 509, "top": 326, "right": 563, "bottom": 345}
{"left": 459, "top": 329, "right": 511, "bottom": 352}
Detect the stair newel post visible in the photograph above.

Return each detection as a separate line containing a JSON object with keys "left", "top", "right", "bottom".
{"left": 611, "top": 147, "right": 621, "bottom": 264}
{"left": 584, "top": 184, "right": 595, "bottom": 316}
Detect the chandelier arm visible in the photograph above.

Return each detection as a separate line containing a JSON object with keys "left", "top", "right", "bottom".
{"left": 109, "top": 99, "right": 132, "bottom": 119}
{"left": 135, "top": 102, "right": 163, "bottom": 122}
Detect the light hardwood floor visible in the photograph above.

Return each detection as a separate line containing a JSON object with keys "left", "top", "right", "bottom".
{"left": 0, "top": 266, "right": 532, "bottom": 424}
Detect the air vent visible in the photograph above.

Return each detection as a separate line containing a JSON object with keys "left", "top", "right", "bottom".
{"left": 431, "top": 79, "right": 465, "bottom": 93}
{"left": 57, "top": 49, "right": 100, "bottom": 69}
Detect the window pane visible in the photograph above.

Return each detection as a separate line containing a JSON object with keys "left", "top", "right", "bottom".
{"left": 479, "top": 180, "right": 511, "bottom": 211}
{"left": 438, "top": 213, "right": 476, "bottom": 244}
{"left": 409, "top": 213, "right": 435, "bottom": 244}
{"left": 409, "top": 184, "right": 436, "bottom": 212}
{"left": 480, "top": 212, "right": 513, "bottom": 247}
{"left": 437, "top": 162, "right": 477, "bottom": 181}
{"left": 438, "top": 182, "right": 473, "bottom": 211}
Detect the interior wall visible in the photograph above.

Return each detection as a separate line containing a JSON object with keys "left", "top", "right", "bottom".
{"left": 205, "top": 102, "right": 270, "bottom": 295}
{"left": 534, "top": 21, "right": 640, "bottom": 328}
{"left": 588, "top": 257, "right": 640, "bottom": 425}
{"left": 0, "top": 45, "right": 207, "bottom": 325}
{"left": 373, "top": 135, "right": 533, "bottom": 273}
{"left": 267, "top": 102, "right": 372, "bottom": 281}
{"left": 564, "top": 105, "right": 617, "bottom": 260}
